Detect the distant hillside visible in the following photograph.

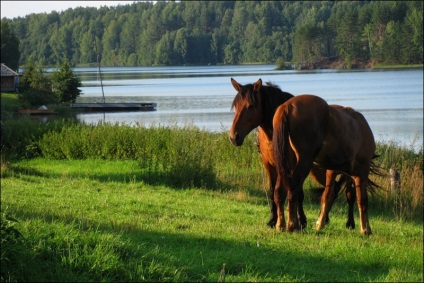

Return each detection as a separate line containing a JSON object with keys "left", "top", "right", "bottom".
{"left": 3, "top": 1, "right": 423, "bottom": 68}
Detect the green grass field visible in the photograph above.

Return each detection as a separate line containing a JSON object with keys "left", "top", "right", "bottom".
{"left": 1, "top": 158, "right": 422, "bottom": 282}
{"left": 1, "top": 92, "right": 423, "bottom": 282}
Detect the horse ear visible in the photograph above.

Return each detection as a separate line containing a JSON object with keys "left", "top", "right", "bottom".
{"left": 253, "top": 78, "right": 262, "bottom": 92}
{"left": 231, "top": 78, "right": 242, "bottom": 92}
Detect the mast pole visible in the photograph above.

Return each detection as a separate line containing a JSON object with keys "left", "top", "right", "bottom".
{"left": 94, "top": 38, "right": 105, "bottom": 103}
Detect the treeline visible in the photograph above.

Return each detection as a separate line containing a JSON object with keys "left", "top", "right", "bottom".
{"left": 4, "top": 1, "right": 423, "bottom": 68}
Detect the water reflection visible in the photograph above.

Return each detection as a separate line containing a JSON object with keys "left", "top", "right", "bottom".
{"left": 69, "top": 65, "right": 422, "bottom": 151}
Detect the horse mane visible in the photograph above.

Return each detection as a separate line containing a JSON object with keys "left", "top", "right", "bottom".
{"left": 261, "top": 82, "right": 294, "bottom": 127}
{"left": 265, "top": 81, "right": 281, "bottom": 88}
{"left": 231, "top": 81, "right": 293, "bottom": 111}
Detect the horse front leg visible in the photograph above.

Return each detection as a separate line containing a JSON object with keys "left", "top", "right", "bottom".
{"left": 316, "top": 170, "right": 337, "bottom": 230}
{"left": 345, "top": 177, "right": 356, "bottom": 229}
{"left": 353, "top": 176, "right": 372, "bottom": 235}
{"left": 267, "top": 165, "right": 279, "bottom": 228}
{"left": 322, "top": 174, "right": 344, "bottom": 225}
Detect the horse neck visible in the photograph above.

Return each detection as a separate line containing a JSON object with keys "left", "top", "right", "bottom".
{"left": 259, "top": 88, "right": 293, "bottom": 139}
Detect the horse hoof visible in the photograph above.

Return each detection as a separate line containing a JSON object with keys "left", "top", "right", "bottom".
{"left": 287, "top": 222, "right": 300, "bottom": 232}
{"left": 361, "top": 228, "right": 372, "bottom": 235}
{"left": 275, "top": 225, "right": 285, "bottom": 232}
{"left": 346, "top": 222, "right": 355, "bottom": 230}
{"left": 267, "top": 220, "right": 276, "bottom": 228}
{"left": 316, "top": 220, "right": 324, "bottom": 230}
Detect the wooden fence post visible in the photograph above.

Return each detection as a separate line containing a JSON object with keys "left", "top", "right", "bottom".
{"left": 389, "top": 168, "right": 401, "bottom": 194}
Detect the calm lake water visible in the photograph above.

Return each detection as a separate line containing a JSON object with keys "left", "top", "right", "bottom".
{"left": 72, "top": 65, "right": 423, "bottom": 152}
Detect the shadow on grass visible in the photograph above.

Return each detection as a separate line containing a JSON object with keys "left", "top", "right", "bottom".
{"left": 8, "top": 209, "right": 393, "bottom": 282}
{"left": 9, "top": 162, "right": 419, "bottom": 226}
{"left": 7, "top": 160, "right": 257, "bottom": 194}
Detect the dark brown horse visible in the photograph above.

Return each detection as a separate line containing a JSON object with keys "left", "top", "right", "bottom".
{"left": 272, "top": 94, "right": 378, "bottom": 235}
{"left": 229, "top": 78, "right": 355, "bottom": 230}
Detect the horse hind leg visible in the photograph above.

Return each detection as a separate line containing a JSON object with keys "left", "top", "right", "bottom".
{"left": 286, "top": 157, "right": 312, "bottom": 232}
{"left": 344, "top": 176, "right": 356, "bottom": 229}
{"left": 267, "top": 199, "right": 277, "bottom": 228}
{"left": 297, "top": 188, "right": 307, "bottom": 229}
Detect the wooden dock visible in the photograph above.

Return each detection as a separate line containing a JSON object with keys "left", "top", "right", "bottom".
{"left": 70, "top": 103, "right": 157, "bottom": 112}
{"left": 18, "top": 109, "right": 58, "bottom": 115}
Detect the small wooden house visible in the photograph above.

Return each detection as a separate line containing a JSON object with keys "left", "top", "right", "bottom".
{"left": 1, "top": 63, "right": 19, "bottom": 92}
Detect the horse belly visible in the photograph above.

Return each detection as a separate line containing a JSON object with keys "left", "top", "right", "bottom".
{"left": 314, "top": 136, "right": 356, "bottom": 172}
{"left": 314, "top": 109, "right": 362, "bottom": 172}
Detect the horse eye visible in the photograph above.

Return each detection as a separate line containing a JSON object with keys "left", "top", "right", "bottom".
{"left": 247, "top": 104, "right": 254, "bottom": 110}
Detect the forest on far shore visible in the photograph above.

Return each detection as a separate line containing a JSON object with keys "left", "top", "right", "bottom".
{"left": 1, "top": 1, "right": 423, "bottom": 69}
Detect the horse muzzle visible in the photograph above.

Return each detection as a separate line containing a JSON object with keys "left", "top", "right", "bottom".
{"left": 229, "top": 131, "right": 244, "bottom": 146}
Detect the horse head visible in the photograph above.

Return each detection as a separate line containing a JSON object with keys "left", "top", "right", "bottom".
{"left": 229, "top": 78, "right": 264, "bottom": 146}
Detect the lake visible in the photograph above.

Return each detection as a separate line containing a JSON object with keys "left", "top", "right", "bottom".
{"left": 71, "top": 65, "right": 423, "bottom": 152}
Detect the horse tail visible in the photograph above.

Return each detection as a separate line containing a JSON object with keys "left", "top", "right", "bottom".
{"left": 366, "top": 154, "right": 385, "bottom": 195}
{"left": 273, "top": 105, "right": 291, "bottom": 178}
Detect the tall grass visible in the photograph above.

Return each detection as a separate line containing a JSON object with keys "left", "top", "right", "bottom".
{"left": 31, "top": 121, "right": 261, "bottom": 189}
{"left": 371, "top": 141, "right": 423, "bottom": 220}
{"left": 1, "top": 118, "right": 422, "bottom": 219}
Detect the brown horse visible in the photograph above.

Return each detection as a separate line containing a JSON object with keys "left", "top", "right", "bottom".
{"left": 272, "top": 94, "right": 378, "bottom": 235}
{"left": 229, "top": 78, "right": 355, "bottom": 230}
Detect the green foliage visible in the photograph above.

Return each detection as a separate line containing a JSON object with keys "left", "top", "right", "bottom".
{"left": 18, "top": 58, "right": 57, "bottom": 107}
{"left": 0, "top": 211, "right": 27, "bottom": 282}
{"left": 0, "top": 20, "right": 20, "bottom": 70}
{"left": 51, "top": 58, "right": 82, "bottom": 103}
{"left": 0, "top": 118, "right": 72, "bottom": 160}
{"left": 5, "top": 1, "right": 423, "bottom": 67}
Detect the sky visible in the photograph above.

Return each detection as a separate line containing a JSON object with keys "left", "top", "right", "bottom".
{"left": 1, "top": 1, "right": 143, "bottom": 19}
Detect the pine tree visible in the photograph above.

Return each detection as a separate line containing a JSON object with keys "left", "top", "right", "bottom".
{"left": 51, "top": 58, "right": 82, "bottom": 103}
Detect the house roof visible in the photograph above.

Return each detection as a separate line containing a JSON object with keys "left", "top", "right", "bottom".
{"left": 1, "top": 63, "right": 19, "bottom": 77}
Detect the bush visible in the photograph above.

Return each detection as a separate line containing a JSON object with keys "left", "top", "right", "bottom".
{"left": 0, "top": 118, "right": 69, "bottom": 159}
